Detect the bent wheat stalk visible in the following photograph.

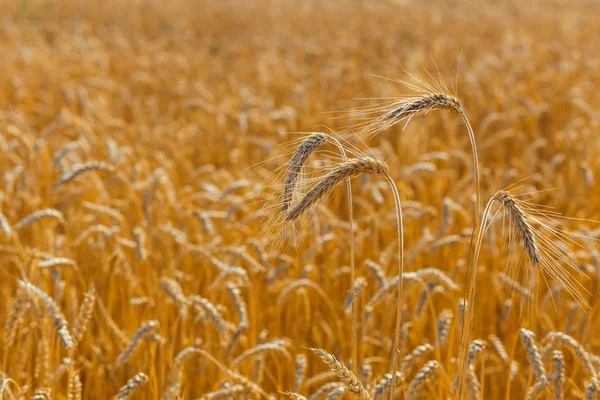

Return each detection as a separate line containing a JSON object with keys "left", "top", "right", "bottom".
{"left": 282, "top": 132, "right": 361, "bottom": 375}
{"left": 458, "top": 190, "right": 588, "bottom": 397}
{"left": 285, "top": 157, "right": 404, "bottom": 391}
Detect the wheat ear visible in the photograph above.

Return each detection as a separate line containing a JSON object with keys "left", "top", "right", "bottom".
{"left": 115, "top": 372, "right": 149, "bottom": 399}
{"left": 310, "top": 348, "right": 372, "bottom": 399}
{"left": 18, "top": 279, "right": 74, "bottom": 349}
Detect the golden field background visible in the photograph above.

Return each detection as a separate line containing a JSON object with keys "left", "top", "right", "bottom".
{"left": 1, "top": 0, "right": 600, "bottom": 399}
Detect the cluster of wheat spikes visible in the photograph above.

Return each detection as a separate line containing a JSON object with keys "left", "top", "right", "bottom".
{"left": 1, "top": 0, "right": 600, "bottom": 399}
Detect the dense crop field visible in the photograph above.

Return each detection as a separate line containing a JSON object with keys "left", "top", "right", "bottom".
{"left": 1, "top": 0, "right": 600, "bottom": 399}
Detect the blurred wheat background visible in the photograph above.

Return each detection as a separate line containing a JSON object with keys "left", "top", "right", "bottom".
{"left": 1, "top": 0, "right": 600, "bottom": 399}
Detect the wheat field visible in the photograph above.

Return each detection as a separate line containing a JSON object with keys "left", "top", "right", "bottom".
{"left": 1, "top": 0, "right": 600, "bottom": 399}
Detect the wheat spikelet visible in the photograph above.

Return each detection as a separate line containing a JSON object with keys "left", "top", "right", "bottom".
{"left": 405, "top": 360, "right": 439, "bottom": 399}
{"left": 167, "top": 344, "right": 201, "bottom": 386}
{"left": 489, "top": 335, "right": 510, "bottom": 365}
{"left": 4, "top": 286, "right": 29, "bottom": 348}
{"left": 82, "top": 201, "right": 125, "bottom": 223}
{"left": 54, "top": 161, "right": 114, "bottom": 187}
{"left": 437, "top": 309, "right": 454, "bottom": 348}
{"left": 586, "top": 377, "right": 600, "bottom": 400}
{"left": 67, "top": 370, "right": 82, "bottom": 400}
{"left": 189, "top": 295, "right": 228, "bottom": 336}
{"left": 365, "top": 260, "right": 386, "bottom": 288}
{"left": 309, "top": 382, "right": 343, "bottom": 400}
{"left": 15, "top": 209, "right": 65, "bottom": 229}
{"left": 295, "top": 354, "right": 308, "bottom": 392}
{"left": 115, "top": 372, "right": 149, "bottom": 399}
{"left": 467, "top": 365, "right": 481, "bottom": 400}
{"left": 114, "top": 320, "right": 160, "bottom": 368}
{"left": 498, "top": 272, "right": 533, "bottom": 301}
{"left": 31, "top": 388, "right": 52, "bottom": 400}
{"left": 201, "top": 384, "right": 245, "bottom": 399}
{"left": 326, "top": 387, "right": 346, "bottom": 399}
{"left": 344, "top": 277, "right": 367, "bottom": 315}
{"left": 161, "top": 383, "right": 181, "bottom": 400}
{"left": 232, "top": 339, "right": 292, "bottom": 368}
{"left": 400, "top": 343, "right": 434, "bottom": 374}
{"left": 284, "top": 392, "right": 308, "bottom": 400}
{"left": 18, "top": 279, "right": 74, "bottom": 349}
{"left": 132, "top": 227, "right": 147, "bottom": 261}
{"left": 281, "top": 132, "right": 328, "bottom": 213}
{"left": 286, "top": 157, "right": 389, "bottom": 222}
{"left": 160, "top": 277, "right": 189, "bottom": 319}
{"left": 372, "top": 372, "right": 403, "bottom": 399}
{"left": 547, "top": 332, "right": 596, "bottom": 377}
{"left": 309, "top": 348, "right": 371, "bottom": 399}
{"left": 520, "top": 329, "right": 549, "bottom": 386}
{"left": 0, "top": 211, "right": 11, "bottom": 238}
{"left": 495, "top": 191, "right": 541, "bottom": 265}
{"left": 72, "top": 287, "right": 96, "bottom": 346}
{"left": 552, "top": 350, "right": 565, "bottom": 400}
{"left": 468, "top": 339, "right": 487, "bottom": 367}
{"left": 37, "top": 257, "right": 77, "bottom": 269}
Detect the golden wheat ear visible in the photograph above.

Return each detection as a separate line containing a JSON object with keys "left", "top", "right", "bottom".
{"left": 281, "top": 132, "right": 328, "bottom": 214}
{"left": 285, "top": 157, "right": 389, "bottom": 222}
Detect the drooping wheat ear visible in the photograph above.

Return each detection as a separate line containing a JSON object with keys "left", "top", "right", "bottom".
{"left": 406, "top": 360, "right": 439, "bottom": 399}
{"left": 495, "top": 191, "right": 541, "bottom": 264}
{"left": 167, "top": 344, "right": 201, "bottom": 386}
{"left": 54, "top": 161, "right": 115, "bottom": 187}
{"left": 373, "top": 372, "right": 404, "bottom": 399}
{"left": 351, "top": 93, "right": 463, "bottom": 142}
{"left": 309, "top": 382, "right": 343, "bottom": 399}
{"left": 344, "top": 277, "right": 367, "bottom": 315}
{"left": 201, "top": 384, "right": 245, "bottom": 399}
{"left": 281, "top": 132, "right": 328, "bottom": 213}
{"left": 160, "top": 277, "right": 189, "bottom": 319}
{"left": 0, "top": 211, "right": 11, "bottom": 238}
{"left": 365, "top": 260, "right": 386, "bottom": 289}
{"left": 15, "top": 209, "right": 65, "bottom": 229}
{"left": 295, "top": 354, "right": 308, "bottom": 392}
{"left": 286, "top": 157, "right": 389, "bottom": 222}
{"left": 467, "top": 365, "right": 482, "bottom": 400}
{"left": 232, "top": 338, "right": 292, "bottom": 368}
{"left": 520, "top": 329, "right": 549, "bottom": 386}
{"left": 586, "top": 378, "right": 599, "bottom": 400}
{"left": 72, "top": 287, "right": 96, "bottom": 347}
{"left": 115, "top": 372, "right": 149, "bottom": 400}
{"left": 68, "top": 370, "right": 83, "bottom": 400}
{"left": 326, "top": 387, "right": 346, "bottom": 399}
{"left": 467, "top": 339, "right": 487, "bottom": 367}
{"left": 310, "top": 348, "right": 372, "bottom": 399}
{"left": 498, "top": 273, "right": 533, "bottom": 301}
{"left": 361, "top": 358, "right": 373, "bottom": 387}
{"left": 31, "top": 388, "right": 52, "bottom": 400}
{"left": 547, "top": 332, "right": 596, "bottom": 377}
{"left": 437, "top": 310, "right": 454, "bottom": 348}
{"left": 38, "top": 257, "right": 78, "bottom": 269}
{"left": 225, "top": 284, "right": 249, "bottom": 359}
{"left": 114, "top": 320, "right": 160, "bottom": 368}
{"left": 552, "top": 351, "right": 565, "bottom": 400}
{"left": 509, "top": 361, "right": 520, "bottom": 381}
{"left": 400, "top": 343, "right": 434, "bottom": 374}
{"left": 284, "top": 392, "right": 308, "bottom": 400}
{"left": 82, "top": 201, "right": 125, "bottom": 223}
{"left": 18, "top": 280, "right": 74, "bottom": 349}
{"left": 132, "top": 227, "right": 147, "bottom": 261}
{"left": 189, "top": 295, "right": 228, "bottom": 337}
{"left": 488, "top": 335, "right": 510, "bottom": 366}
{"left": 4, "top": 286, "right": 30, "bottom": 348}
{"left": 161, "top": 383, "right": 181, "bottom": 400}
